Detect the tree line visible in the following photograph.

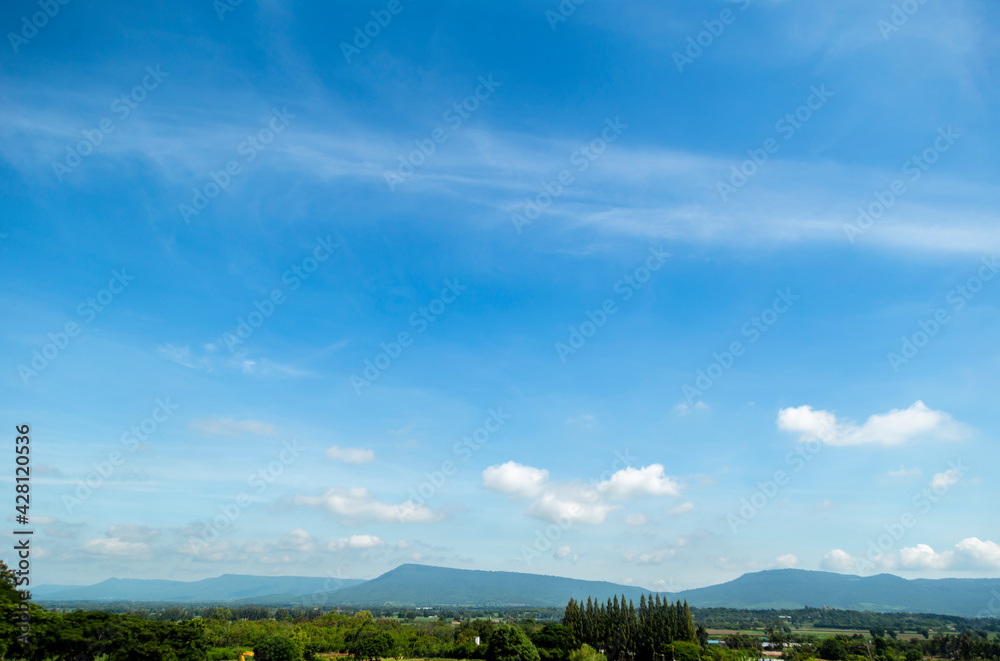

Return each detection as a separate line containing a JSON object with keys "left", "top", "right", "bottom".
{"left": 562, "top": 595, "right": 700, "bottom": 661}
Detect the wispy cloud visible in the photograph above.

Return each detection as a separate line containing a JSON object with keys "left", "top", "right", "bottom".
{"left": 294, "top": 487, "right": 441, "bottom": 523}
{"left": 325, "top": 446, "right": 376, "bottom": 464}
{"left": 190, "top": 417, "right": 277, "bottom": 436}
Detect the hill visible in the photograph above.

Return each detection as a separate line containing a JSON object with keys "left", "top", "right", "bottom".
{"left": 33, "top": 573, "right": 364, "bottom": 602}
{"left": 33, "top": 565, "right": 1000, "bottom": 616}
{"left": 675, "top": 569, "right": 1000, "bottom": 616}
{"left": 317, "top": 564, "right": 652, "bottom": 607}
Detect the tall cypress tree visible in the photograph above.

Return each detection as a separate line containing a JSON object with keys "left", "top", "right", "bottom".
{"left": 682, "top": 601, "right": 696, "bottom": 643}
{"left": 585, "top": 597, "right": 595, "bottom": 647}
{"left": 564, "top": 598, "right": 583, "bottom": 644}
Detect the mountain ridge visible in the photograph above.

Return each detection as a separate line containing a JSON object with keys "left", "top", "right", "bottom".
{"left": 33, "top": 564, "right": 1000, "bottom": 616}
{"left": 32, "top": 573, "right": 365, "bottom": 602}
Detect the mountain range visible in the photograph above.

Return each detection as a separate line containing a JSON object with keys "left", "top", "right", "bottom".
{"left": 33, "top": 565, "right": 1000, "bottom": 617}
{"left": 32, "top": 573, "right": 364, "bottom": 602}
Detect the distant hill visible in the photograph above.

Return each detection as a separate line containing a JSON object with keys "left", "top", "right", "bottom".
{"left": 675, "top": 568, "right": 1000, "bottom": 617}
{"left": 33, "top": 565, "right": 1000, "bottom": 616}
{"left": 317, "top": 564, "right": 653, "bottom": 607}
{"left": 33, "top": 574, "right": 364, "bottom": 602}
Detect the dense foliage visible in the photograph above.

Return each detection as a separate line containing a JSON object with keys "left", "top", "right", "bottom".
{"left": 561, "top": 594, "right": 697, "bottom": 661}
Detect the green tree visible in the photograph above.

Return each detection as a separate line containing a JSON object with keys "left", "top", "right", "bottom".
{"left": 533, "top": 623, "right": 578, "bottom": 661}
{"left": 350, "top": 631, "right": 396, "bottom": 661}
{"left": 487, "top": 624, "right": 542, "bottom": 661}
{"left": 256, "top": 635, "right": 301, "bottom": 661}
{"left": 818, "top": 638, "right": 847, "bottom": 661}
{"left": 672, "top": 640, "right": 702, "bottom": 661}
{"left": 568, "top": 644, "right": 607, "bottom": 661}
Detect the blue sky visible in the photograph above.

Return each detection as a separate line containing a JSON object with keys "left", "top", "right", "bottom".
{"left": 2, "top": 0, "right": 1000, "bottom": 591}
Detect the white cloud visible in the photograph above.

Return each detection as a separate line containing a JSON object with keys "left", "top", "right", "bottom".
{"left": 555, "top": 545, "right": 572, "bottom": 559}
{"left": 294, "top": 487, "right": 440, "bottom": 523}
{"left": 566, "top": 414, "right": 597, "bottom": 428}
{"left": 241, "top": 541, "right": 270, "bottom": 554}
{"left": 777, "top": 401, "right": 964, "bottom": 446}
{"left": 929, "top": 468, "right": 962, "bottom": 491}
{"left": 158, "top": 344, "right": 307, "bottom": 377}
{"left": 623, "top": 548, "right": 675, "bottom": 565}
{"left": 868, "top": 538, "right": 1000, "bottom": 572}
{"left": 778, "top": 405, "right": 839, "bottom": 442}
{"left": 278, "top": 528, "right": 316, "bottom": 552}
{"left": 395, "top": 539, "right": 414, "bottom": 550}
{"left": 597, "top": 464, "right": 682, "bottom": 499}
{"left": 669, "top": 502, "right": 695, "bottom": 516}
{"left": 820, "top": 549, "right": 857, "bottom": 572}
{"left": 107, "top": 524, "right": 160, "bottom": 542}
{"left": 886, "top": 464, "right": 922, "bottom": 480}
{"left": 238, "top": 357, "right": 310, "bottom": 377}
{"left": 482, "top": 462, "right": 550, "bottom": 499}
{"left": 775, "top": 554, "right": 799, "bottom": 568}
{"left": 953, "top": 537, "right": 1000, "bottom": 569}
{"left": 330, "top": 534, "right": 385, "bottom": 550}
{"left": 26, "top": 515, "right": 57, "bottom": 525}
{"left": 158, "top": 344, "right": 210, "bottom": 370}
{"left": 898, "top": 543, "right": 952, "bottom": 569}
{"left": 624, "top": 513, "right": 648, "bottom": 526}
{"left": 325, "top": 446, "right": 376, "bottom": 464}
{"left": 527, "top": 490, "right": 619, "bottom": 524}
{"left": 652, "top": 578, "right": 677, "bottom": 591}
{"left": 177, "top": 540, "right": 233, "bottom": 561}
{"left": 82, "top": 537, "right": 150, "bottom": 556}
{"left": 485, "top": 462, "right": 683, "bottom": 525}
{"left": 190, "top": 417, "right": 276, "bottom": 436}
{"left": 674, "top": 401, "right": 710, "bottom": 415}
